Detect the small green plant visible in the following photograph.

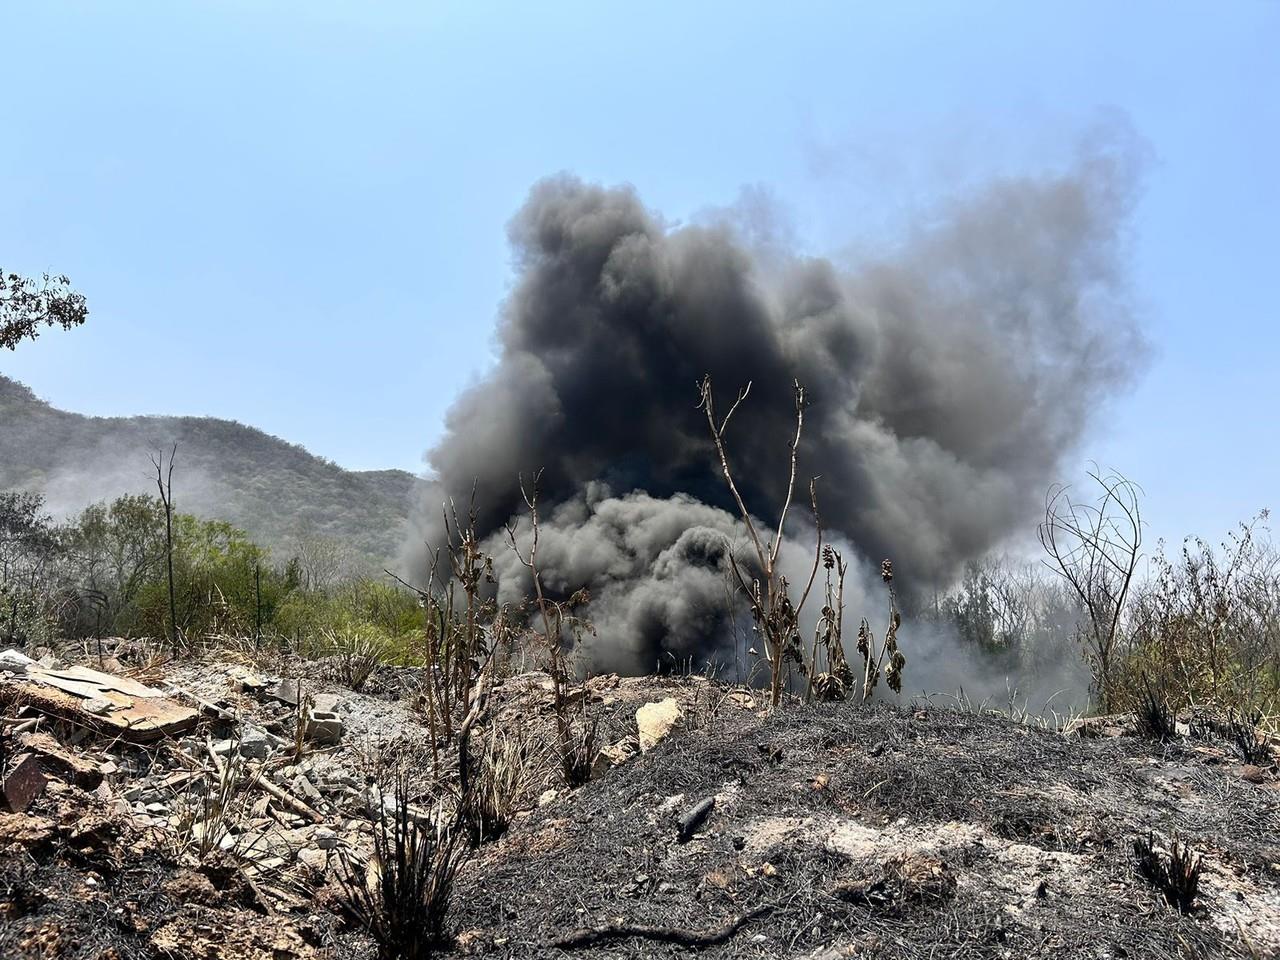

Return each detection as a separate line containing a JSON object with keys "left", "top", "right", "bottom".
{"left": 338, "top": 775, "right": 467, "bottom": 960}
{"left": 1133, "top": 831, "right": 1201, "bottom": 913}
{"left": 324, "top": 628, "right": 385, "bottom": 692}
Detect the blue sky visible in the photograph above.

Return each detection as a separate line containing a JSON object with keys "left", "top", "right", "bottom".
{"left": 1, "top": 1, "right": 1276, "bottom": 549}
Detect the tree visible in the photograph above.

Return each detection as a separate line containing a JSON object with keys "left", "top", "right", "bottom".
{"left": 151, "top": 445, "right": 179, "bottom": 646}
{"left": 1038, "top": 467, "right": 1143, "bottom": 711}
{"left": 1, "top": 270, "right": 88, "bottom": 350}
{"left": 0, "top": 491, "right": 63, "bottom": 644}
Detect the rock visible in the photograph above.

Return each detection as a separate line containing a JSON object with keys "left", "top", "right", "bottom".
{"left": 305, "top": 710, "right": 343, "bottom": 745}
{"left": 312, "top": 693, "right": 345, "bottom": 714}
{"left": 591, "top": 735, "right": 640, "bottom": 778}
{"left": 145, "top": 802, "right": 168, "bottom": 815}
{"left": 293, "top": 776, "right": 322, "bottom": 803}
{"left": 81, "top": 697, "right": 113, "bottom": 716}
{"left": 226, "top": 666, "right": 266, "bottom": 693}
{"left": 0, "top": 648, "right": 35, "bottom": 675}
{"left": 266, "top": 678, "right": 301, "bottom": 707}
{"left": 0, "top": 812, "right": 56, "bottom": 845}
{"left": 240, "top": 725, "right": 273, "bottom": 760}
{"left": 1, "top": 754, "right": 47, "bottom": 812}
{"left": 636, "top": 698, "right": 682, "bottom": 752}
{"left": 18, "top": 732, "right": 103, "bottom": 789}
{"left": 314, "top": 827, "right": 339, "bottom": 850}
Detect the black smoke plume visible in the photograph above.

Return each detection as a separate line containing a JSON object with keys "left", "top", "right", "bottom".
{"left": 409, "top": 137, "right": 1146, "bottom": 675}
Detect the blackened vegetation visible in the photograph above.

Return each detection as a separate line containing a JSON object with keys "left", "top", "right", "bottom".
{"left": 1135, "top": 678, "right": 1177, "bottom": 743}
{"left": 450, "top": 703, "right": 1275, "bottom": 959}
{"left": 1133, "top": 832, "right": 1202, "bottom": 914}
{"left": 336, "top": 775, "right": 467, "bottom": 960}
{"left": 1227, "top": 709, "right": 1270, "bottom": 766}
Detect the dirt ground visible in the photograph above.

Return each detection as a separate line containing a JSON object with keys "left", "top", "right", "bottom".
{"left": 2, "top": 644, "right": 1277, "bottom": 959}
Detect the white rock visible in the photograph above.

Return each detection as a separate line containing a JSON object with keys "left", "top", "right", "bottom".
{"left": 636, "top": 698, "right": 683, "bottom": 752}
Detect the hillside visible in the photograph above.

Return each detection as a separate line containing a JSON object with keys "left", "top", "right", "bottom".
{"left": 0, "top": 375, "right": 421, "bottom": 565}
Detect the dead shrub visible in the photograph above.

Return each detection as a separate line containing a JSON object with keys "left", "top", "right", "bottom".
{"left": 1133, "top": 831, "right": 1201, "bottom": 914}
{"left": 1227, "top": 708, "right": 1271, "bottom": 765}
{"left": 338, "top": 775, "right": 467, "bottom": 960}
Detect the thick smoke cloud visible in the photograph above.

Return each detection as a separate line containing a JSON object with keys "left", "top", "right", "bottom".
{"left": 410, "top": 136, "right": 1145, "bottom": 675}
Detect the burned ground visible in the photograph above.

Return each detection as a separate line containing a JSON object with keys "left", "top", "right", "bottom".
{"left": 1, "top": 646, "right": 1277, "bottom": 960}
{"left": 453, "top": 702, "right": 1279, "bottom": 959}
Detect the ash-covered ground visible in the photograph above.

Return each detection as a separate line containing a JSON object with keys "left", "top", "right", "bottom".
{"left": 1, "top": 643, "right": 1277, "bottom": 960}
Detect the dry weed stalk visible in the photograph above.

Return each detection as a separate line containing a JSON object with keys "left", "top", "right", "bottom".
{"left": 699, "top": 376, "right": 822, "bottom": 707}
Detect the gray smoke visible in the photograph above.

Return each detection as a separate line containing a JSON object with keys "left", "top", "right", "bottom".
{"left": 410, "top": 136, "right": 1146, "bottom": 675}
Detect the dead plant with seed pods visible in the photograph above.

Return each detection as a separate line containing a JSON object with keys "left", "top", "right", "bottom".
{"left": 1133, "top": 831, "right": 1202, "bottom": 914}
{"left": 700, "top": 375, "right": 907, "bottom": 706}
{"left": 806, "top": 545, "right": 853, "bottom": 702}
{"left": 504, "top": 473, "right": 600, "bottom": 786}
{"left": 337, "top": 773, "right": 468, "bottom": 960}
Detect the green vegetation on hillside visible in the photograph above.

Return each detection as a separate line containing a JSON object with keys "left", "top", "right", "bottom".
{"left": 0, "top": 375, "right": 421, "bottom": 566}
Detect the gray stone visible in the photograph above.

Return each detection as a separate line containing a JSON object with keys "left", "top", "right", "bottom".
{"left": 0, "top": 648, "right": 35, "bottom": 675}
{"left": 266, "top": 678, "right": 300, "bottom": 707}
{"left": 314, "top": 827, "right": 339, "bottom": 850}
{"left": 239, "top": 725, "right": 273, "bottom": 760}
{"left": 297, "top": 847, "right": 327, "bottom": 872}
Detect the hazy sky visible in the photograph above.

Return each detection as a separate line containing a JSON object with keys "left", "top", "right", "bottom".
{"left": 2, "top": 2, "right": 1276, "bottom": 549}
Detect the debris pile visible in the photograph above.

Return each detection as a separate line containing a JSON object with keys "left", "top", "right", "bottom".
{"left": 1, "top": 642, "right": 1278, "bottom": 959}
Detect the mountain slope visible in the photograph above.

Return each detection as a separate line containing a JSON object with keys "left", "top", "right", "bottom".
{"left": 0, "top": 375, "right": 420, "bottom": 564}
